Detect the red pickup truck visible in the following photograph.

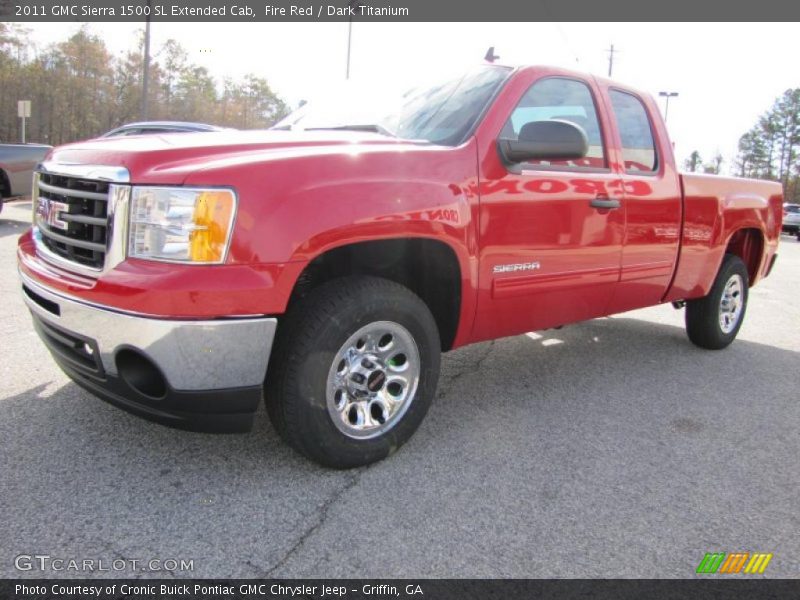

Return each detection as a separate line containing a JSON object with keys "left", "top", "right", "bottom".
{"left": 18, "top": 65, "right": 782, "bottom": 468}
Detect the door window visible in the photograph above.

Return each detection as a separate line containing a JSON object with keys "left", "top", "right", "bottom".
{"left": 609, "top": 90, "right": 658, "bottom": 173}
{"left": 501, "top": 77, "right": 607, "bottom": 169}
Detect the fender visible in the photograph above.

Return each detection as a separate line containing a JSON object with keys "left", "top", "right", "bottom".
{"left": 181, "top": 135, "right": 481, "bottom": 335}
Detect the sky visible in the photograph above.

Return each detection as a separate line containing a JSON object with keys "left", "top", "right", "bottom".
{"left": 21, "top": 21, "right": 800, "bottom": 173}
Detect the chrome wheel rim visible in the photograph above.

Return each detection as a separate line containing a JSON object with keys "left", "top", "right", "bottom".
{"left": 326, "top": 321, "right": 421, "bottom": 440}
{"left": 719, "top": 274, "right": 744, "bottom": 334}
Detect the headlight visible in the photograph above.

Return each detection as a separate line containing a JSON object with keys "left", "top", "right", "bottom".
{"left": 128, "top": 187, "right": 236, "bottom": 264}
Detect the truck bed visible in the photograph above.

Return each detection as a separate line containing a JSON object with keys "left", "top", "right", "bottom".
{"left": 666, "top": 173, "right": 783, "bottom": 302}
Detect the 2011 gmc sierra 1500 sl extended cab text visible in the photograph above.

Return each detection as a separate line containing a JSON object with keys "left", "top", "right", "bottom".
{"left": 18, "top": 65, "right": 783, "bottom": 468}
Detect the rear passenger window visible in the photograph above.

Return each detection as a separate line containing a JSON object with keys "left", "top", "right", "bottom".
{"left": 609, "top": 90, "right": 658, "bottom": 173}
{"left": 502, "top": 77, "right": 606, "bottom": 169}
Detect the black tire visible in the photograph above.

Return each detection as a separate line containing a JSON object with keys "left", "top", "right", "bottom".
{"left": 0, "top": 169, "right": 9, "bottom": 200}
{"left": 685, "top": 254, "right": 749, "bottom": 350}
{"left": 265, "top": 276, "right": 441, "bottom": 468}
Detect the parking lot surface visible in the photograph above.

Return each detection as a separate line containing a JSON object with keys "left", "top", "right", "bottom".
{"left": 2, "top": 198, "right": 799, "bottom": 578}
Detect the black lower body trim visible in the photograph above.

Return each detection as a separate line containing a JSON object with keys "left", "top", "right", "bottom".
{"left": 49, "top": 345, "right": 261, "bottom": 434}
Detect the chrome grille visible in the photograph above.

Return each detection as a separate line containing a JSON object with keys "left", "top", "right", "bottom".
{"left": 32, "top": 163, "right": 131, "bottom": 277}
{"left": 35, "top": 172, "right": 110, "bottom": 269}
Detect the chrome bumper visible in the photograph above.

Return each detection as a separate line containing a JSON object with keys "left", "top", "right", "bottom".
{"left": 20, "top": 272, "right": 276, "bottom": 391}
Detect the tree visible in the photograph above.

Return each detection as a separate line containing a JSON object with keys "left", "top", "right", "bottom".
{"left": 736, "top": 88, "right": 800, "bottom": 203}
{"left": 702, "top": 153, "right": 723, "bottom": 175}
{"left": 175, "top": 65, "right": 217, "bottom": 123}
{"left": 218, "top": 74, "right": 288, "bottom": 129}
{"left": 159, "top": 38, "right": 188, "bottom": 113}
{"left": 684, "top": 150, "right": 702, "bottom": 172}
{"left": 52, "top": 26, "right": 115, "bottom": 142}
{"left": 0, "top": 23, "right": 29, "bottom": 141}
{"left": 0, "top": 29, "right": 289, "bottom": 145}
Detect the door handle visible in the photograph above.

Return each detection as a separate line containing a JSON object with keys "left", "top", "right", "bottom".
{"left": 590, "top": 197, "right": 621, "bottom": 210}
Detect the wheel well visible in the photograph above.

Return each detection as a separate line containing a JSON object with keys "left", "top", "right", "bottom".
{"left": 290, "top": 239, "right": 462, "bottom": 351}
{"left": 725, "top": 228, "right": 763, "bottom": 283}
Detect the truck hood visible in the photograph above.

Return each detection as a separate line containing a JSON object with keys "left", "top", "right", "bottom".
{"left": 46, "top": 129, "right": 429, "bottom": 184}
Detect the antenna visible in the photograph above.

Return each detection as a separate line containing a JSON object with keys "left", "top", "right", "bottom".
{"left": 484, "top": 47, "right": 500, "bottom": 63}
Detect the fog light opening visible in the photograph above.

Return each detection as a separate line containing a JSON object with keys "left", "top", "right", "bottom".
{"left": 116, "top": 349, "right": 167, "bottom": 400}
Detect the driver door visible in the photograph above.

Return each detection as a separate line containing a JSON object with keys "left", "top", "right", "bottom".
{"left": 471, "top": 72, "right": 625, "bottom": 342}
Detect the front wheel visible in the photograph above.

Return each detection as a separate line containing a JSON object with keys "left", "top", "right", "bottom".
{"left": 265, "top": 276, "right": 441, "bottom": 468}
{"left": 685, "top": 254, "right": 749, "bottom": 350}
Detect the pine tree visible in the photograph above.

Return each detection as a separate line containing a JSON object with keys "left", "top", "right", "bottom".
{"left": 684, "top": 150, "right": 702, "bottom": 172}
{"left": 736, "top": 88, "right": 800, "bottom": 203}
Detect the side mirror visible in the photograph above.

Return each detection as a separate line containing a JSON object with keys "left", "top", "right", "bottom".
{"left": 497, "top": 119, "right": 589, "bottom": 164}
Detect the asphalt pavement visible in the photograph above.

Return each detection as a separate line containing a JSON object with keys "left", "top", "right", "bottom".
{"left": 1, "top": 198, "right": 798, "bottom": 578}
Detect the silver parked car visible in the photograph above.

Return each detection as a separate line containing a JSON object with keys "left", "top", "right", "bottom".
{"left": 782, "top": 203, "right": 800, "bottom": 239}
{"left": 101, "top": 121, "right": 229, "bottom": 138}
{"left": 0, "top": 143, "right": 52, "bottom": 212}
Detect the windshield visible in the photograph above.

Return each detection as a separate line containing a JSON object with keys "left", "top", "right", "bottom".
{"left": 272, "top": 66, "right": 511, "bottom": 146}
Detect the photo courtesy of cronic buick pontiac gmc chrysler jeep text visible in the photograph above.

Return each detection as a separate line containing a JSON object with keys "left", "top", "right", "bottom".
{"left": 18, "top": 65, "right": 782, "bottom": 468}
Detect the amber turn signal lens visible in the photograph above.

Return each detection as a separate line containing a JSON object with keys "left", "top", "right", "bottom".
{"left": 189, "top": 191, "right": 235, "bottom": 263}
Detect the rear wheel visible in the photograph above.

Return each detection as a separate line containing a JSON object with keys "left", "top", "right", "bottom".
{"left": 685, "top": 254, "right": 749, "bottom": 350}
{"left": 265, "top": 276, "right": 441, "bottom": 468}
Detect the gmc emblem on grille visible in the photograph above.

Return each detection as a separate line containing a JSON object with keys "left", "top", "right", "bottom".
{"left": 37, "top": 197, "right": 69, "bottom": 230}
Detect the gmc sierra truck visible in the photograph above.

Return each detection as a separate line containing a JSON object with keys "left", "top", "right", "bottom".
{"left": 18, "top": 65, "right": 782, "bottom": 468}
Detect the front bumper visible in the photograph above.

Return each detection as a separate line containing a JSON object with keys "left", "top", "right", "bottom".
{"left": 20, "top": 271, "right": 277, "bottom": 432}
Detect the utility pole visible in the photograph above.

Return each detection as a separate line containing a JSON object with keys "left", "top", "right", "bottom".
{"left": 606, "top": 43, "right": 616, "bottom": 77}
{"left": 659, "top": 91, "right": 679, "bottom": 123}
{"left": 345, "top": 0, "right": 363, "bottom": 79}
{"left": 141, "top": 0, "right": 152, "bottom": 119}
{"left": 345, "top": 17, "right": 352, "bottom": 79}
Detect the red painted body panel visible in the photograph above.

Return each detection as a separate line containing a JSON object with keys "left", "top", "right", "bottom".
{"left": 664, "top": 173, "right": 782, "bottom": 301}
{"left": 18, "top": 235, "right": 304, "bottom": 318}
{"left": 18, "top": 66, "right": 783, "bottom": 348}
{"left": 472, "top": 67, "right": 624, "bottom": 340}
{"left": 599, "top": 80, "right": 683, "bottom": 314}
